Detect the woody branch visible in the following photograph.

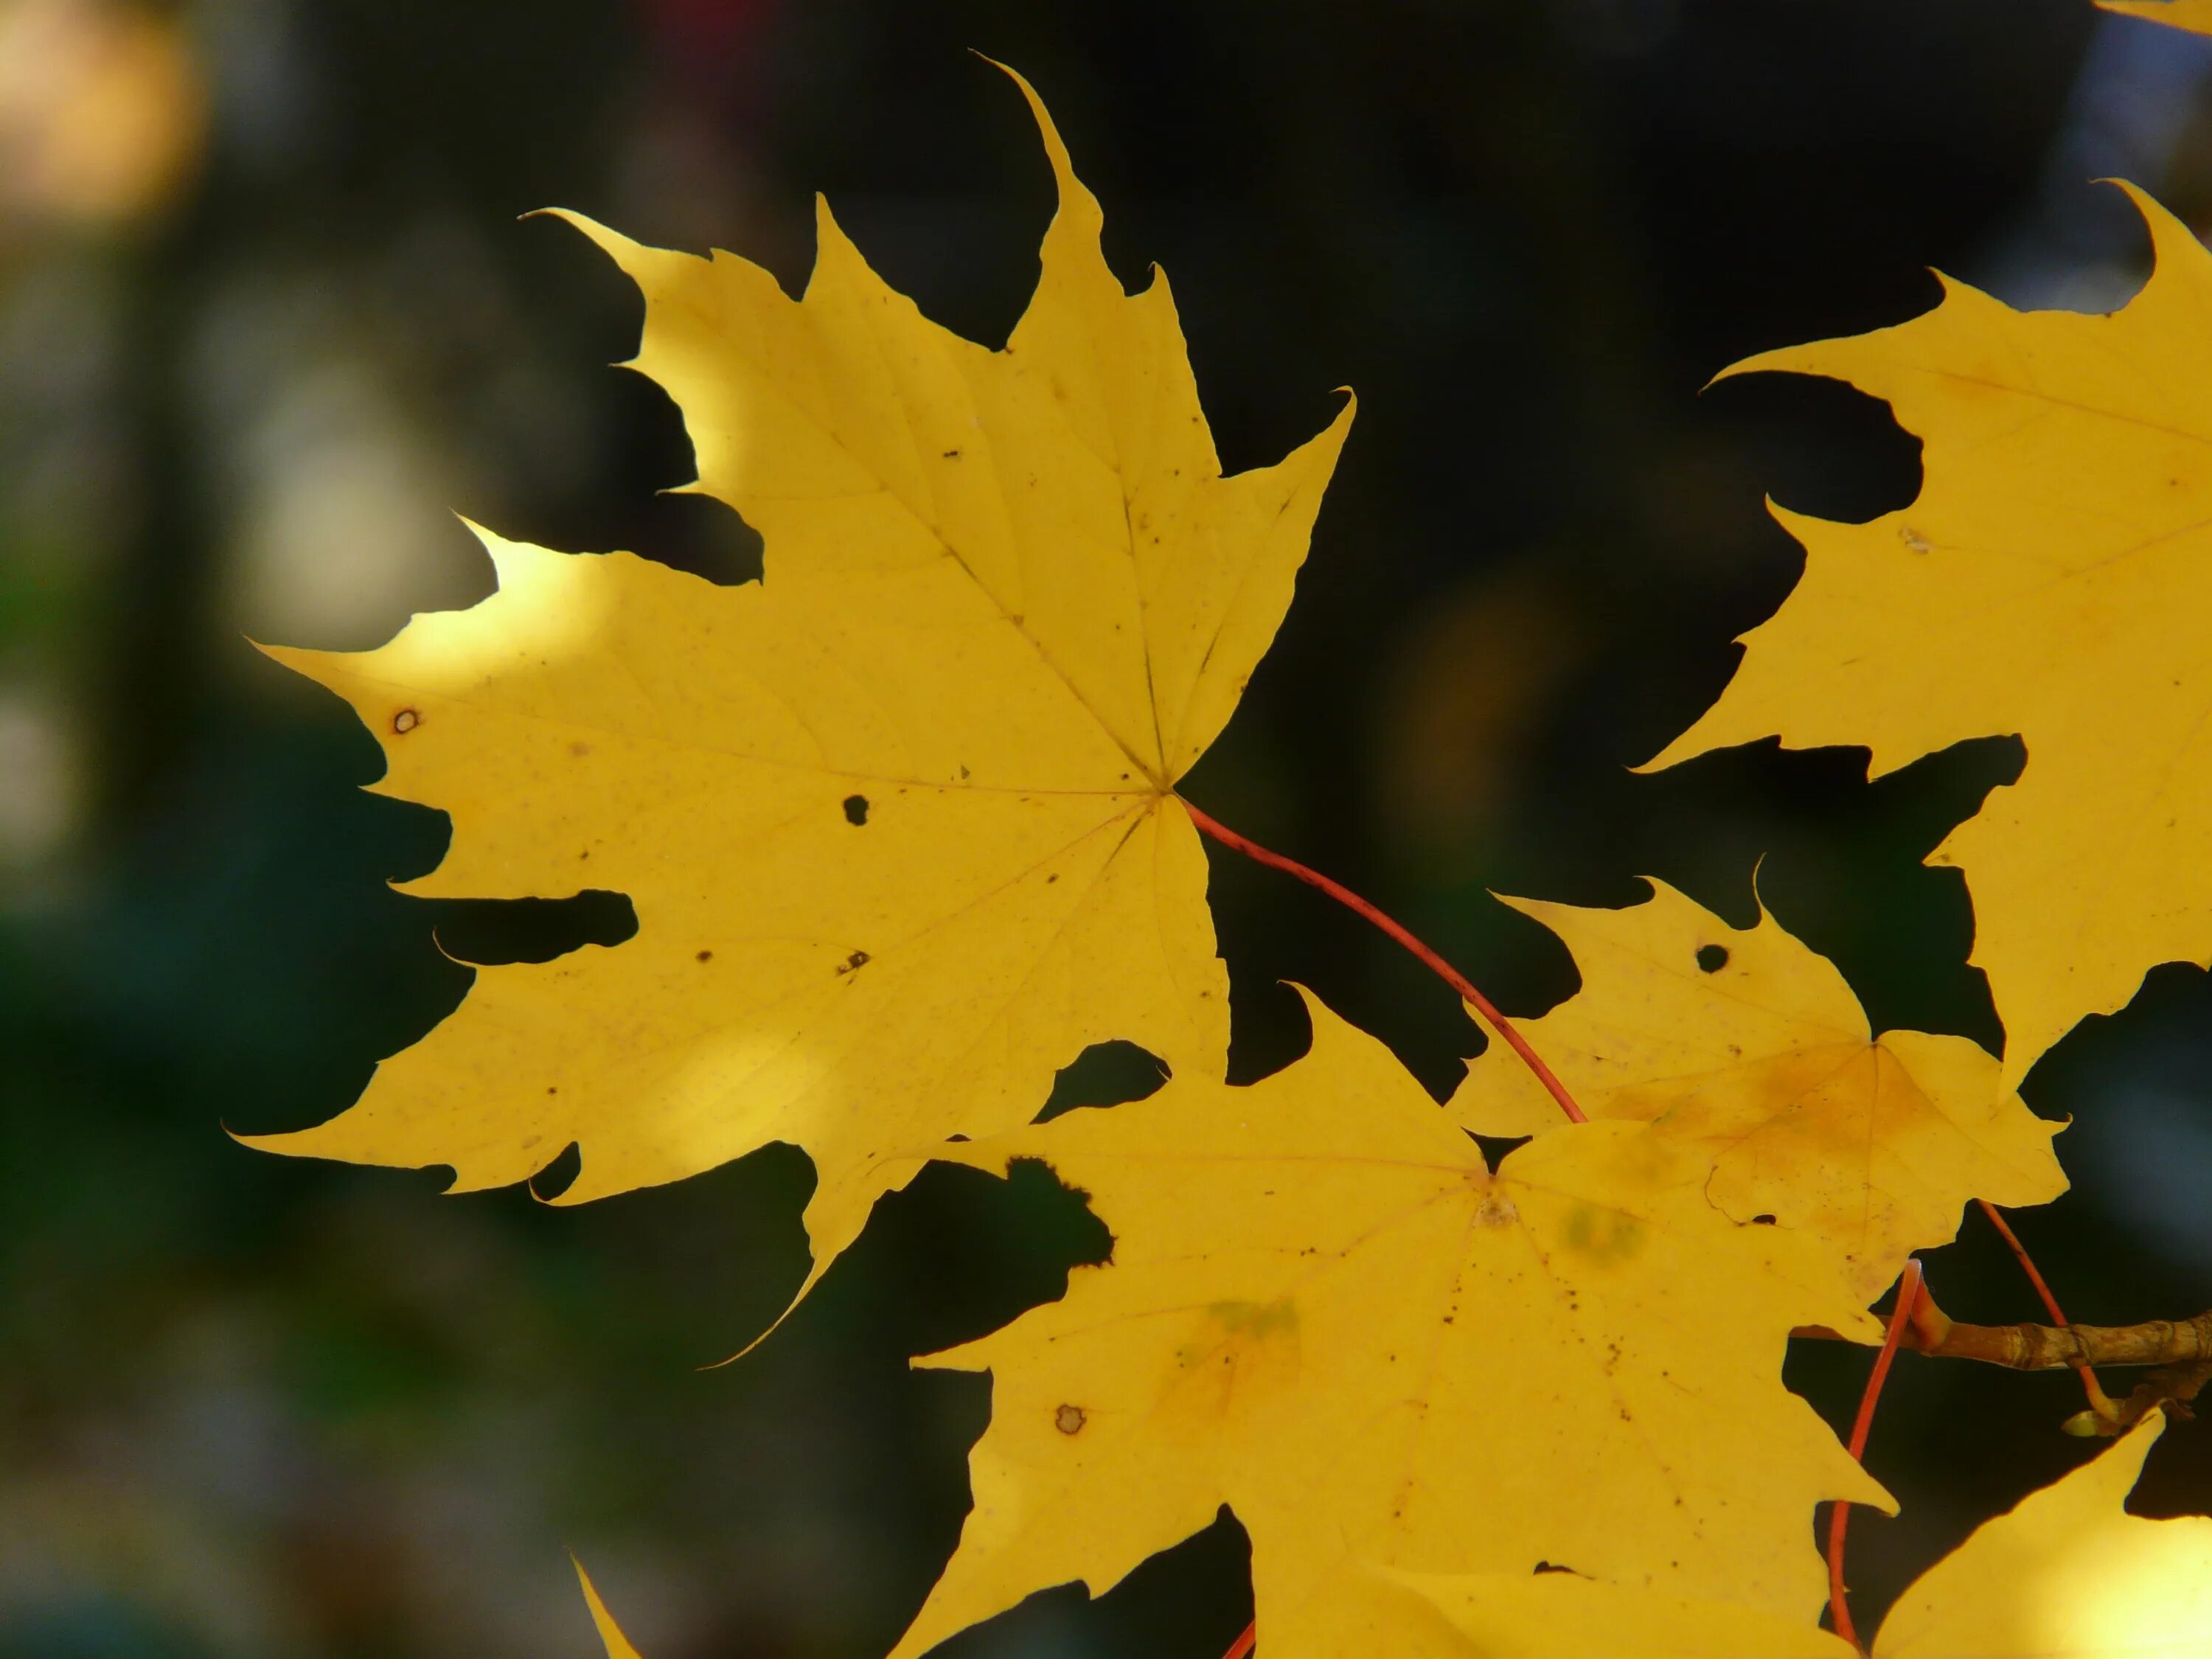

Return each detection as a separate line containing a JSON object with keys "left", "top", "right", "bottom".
{"left": 1902, "top": 1295, "right": 2212, "bottom": 1374}
{"left": 1798, "top": 1287, "right": 2212, "bottom": 1437}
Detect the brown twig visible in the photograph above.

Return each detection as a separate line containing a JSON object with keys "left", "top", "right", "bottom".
{"left": 1900, "top": 1291, "right": 2211, "bottom": 1371}
{"left": 1899, "top": 1286, "right": 2211, "bottom": 1435}
{"left": 1793, "top": 1292, "right": 2212, "bottom": 1435}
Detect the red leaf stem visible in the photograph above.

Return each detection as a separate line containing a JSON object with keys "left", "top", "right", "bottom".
{"left": 1974, "top": 1198, "right": 2112, "bottom": 1416}
{"left": 1178, "top": 799, "right": 1587, "bottom": 1124}
{"left": 1827, "top": 1258, "right": 1924, "bottom": 1652}
{"left": 1220, "top": 1620, "right": 1256, "bottom": 1659}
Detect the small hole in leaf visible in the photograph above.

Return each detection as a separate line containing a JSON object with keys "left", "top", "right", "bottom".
{"left": 1532, "top": 1562, "right": 1579, "bottom": 1576}
{"left": 1751, "top": 1214, "right": 1777, "bottom": 1225}
{"left": 1696, "top": 944, "right": 1729, "bottom": 973}
{"left": 431, "top": 890, "right": 638, "bottom": 965}
{"left": 1037, "top": 1041, "right": 1169, "bottom": 1122}
{"left": 392, "top": 708, "right": 420, "bottom": 734}
{"left": 529, "top": 1141, "right": 582, "bottom": 1201}
{"left": 844, "top": 794, "right": 870, "bottom": 825}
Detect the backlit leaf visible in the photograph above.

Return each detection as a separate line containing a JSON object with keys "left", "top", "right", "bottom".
{"left": 246, "top": 69, "right": 1349, "bottom": 1293}
{"left": 1645, "top": 187, "right": 2212, "bottom": 1085}
{"left": 891, "top": 992, "right": 1886, "bottom": 1659}
{"left": 1398, "top": 1568, "right": 1857, "bottom": 1658}
{"left": 1874, "top": 1410, "right": 2212, "bottom": 1656}
{"left": 1453, "top": 880, "right": 2067, "bottom": 1298}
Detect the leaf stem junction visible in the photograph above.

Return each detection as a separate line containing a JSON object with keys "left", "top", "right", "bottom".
{"left": 1178, "top": 798, "right": 1587, "bottom": 1124}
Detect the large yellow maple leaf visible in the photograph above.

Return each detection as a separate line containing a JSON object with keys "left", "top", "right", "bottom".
{"left": 891, "top": 992, "right": 1887, "bottom": 1659}
{"left": 248, "top": 69, "right": 1351, "bottom": 1289}
{"left": 1452, "top": 880, "right": 2067, "bottom": 1300}
{"left": 1873, "top": 1409, "right": 2211, "bottom": 1656}
{"left": 1645, "top": 186, "right": 2212, "bottom": 1087}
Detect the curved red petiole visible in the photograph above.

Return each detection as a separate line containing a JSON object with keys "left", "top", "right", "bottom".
{"left": 1179, "top": 800, "right": 1587, "bottom": 1125}
{"left": 1975, "top": 1199, "right": 2115, "bottom": 1417}
{"left": 1827, "top": 1259, "right": 1924, "bottom": 1652}
{"left": 1221, "top": 1620, "right": 1256, "bottom": 1659}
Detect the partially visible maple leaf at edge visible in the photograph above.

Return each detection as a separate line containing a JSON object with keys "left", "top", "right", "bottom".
{"left": 243, "top": 64, "right": 1352, "bottom": 1300}
{"left": 2098, "top": 0, "right": 2212, "bottom": 35}
{"left": 1645, "top": 184, "right": 2212, "bottom": 1088}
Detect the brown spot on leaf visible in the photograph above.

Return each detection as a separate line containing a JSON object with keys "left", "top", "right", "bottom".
{"left": 836, "top": 950, "right": 871, "bottom": 975}
{"left": 1054, "top": 1404, "right": 1086, "bottom": 1435}
{"left": 696, "top": 949, "right": 714, "bottom": 963}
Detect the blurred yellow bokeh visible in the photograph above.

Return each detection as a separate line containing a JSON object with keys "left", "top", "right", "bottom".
{"left": 0, "top": 0, "right": 205, "bottom": 234}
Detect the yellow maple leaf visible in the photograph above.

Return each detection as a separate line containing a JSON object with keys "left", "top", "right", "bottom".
{"left": 1396, "top": 1568, "right": 1857, "bottom": 1658}
{"left": 246, "top": 69, "right": 1350, "bottom": 1289}
{"left": 1873, "top": 1409, "right": 2212, "bottom": 1656}
{"left": 2098, "top": 0, "right": 2212, "bottom": 32}
{"left": 891, "top": 991, "right": 1888, "bottom": 1659}
{"left": 1644, "top": 186, "right": 2212, "bottom": 1087}
{"left": 1452, "top": 880, "right": 2067, "bottom": 1300}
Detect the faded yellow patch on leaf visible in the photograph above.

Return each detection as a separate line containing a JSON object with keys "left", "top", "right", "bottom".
{"left": 890, "top": 992, "right": 1886, "bottom": 1659}
{"left": 1454, "top": 880, "right": 2066, "bottom": 1300}
{"left": 246, "top": 69, "right": 1349, "bottom": 1295}
{"left": 1874, "top": 1410, "right": 2212, "bottom": 1656}
{"left": 1643, "top": 186, "right": 2212, "bottom": 1085}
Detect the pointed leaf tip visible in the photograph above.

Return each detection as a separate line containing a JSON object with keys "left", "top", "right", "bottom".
{"left": 572, "top": 1557, "right": 645, "bottom": 1659}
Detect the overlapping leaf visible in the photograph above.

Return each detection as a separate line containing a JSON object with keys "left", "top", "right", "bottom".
{"left": 248, "top": 70, "right": 1349, "bottom": 1288}
{"left": 1874, "top": 1409, "right": 2211, "bottom": 1655}
{"left": 892, "top": 992, "right": 1886, "bottom": 1659}
{"left": 1645, "top": 187, "right": 2212, "bottom": 1085}
{"left": 1453, "top": 880, "right": 2067, "bottom": 1298}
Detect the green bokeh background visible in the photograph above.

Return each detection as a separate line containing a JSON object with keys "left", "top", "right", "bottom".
{"left": 4, "top": 2, "right": 2211, "bottom": 1655}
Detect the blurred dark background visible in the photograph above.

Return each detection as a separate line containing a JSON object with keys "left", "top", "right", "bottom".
{"left": 5, "top": 1, "right": 2212, "bottom": 1654}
